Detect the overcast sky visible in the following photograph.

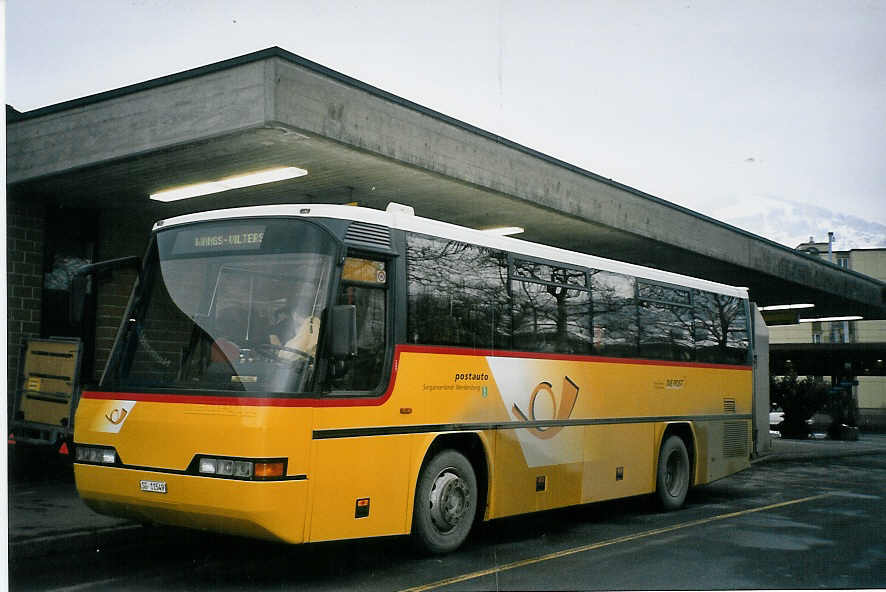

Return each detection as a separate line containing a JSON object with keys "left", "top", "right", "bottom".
{"left": 6, "top": 0, "right": 885, "bottom": 250}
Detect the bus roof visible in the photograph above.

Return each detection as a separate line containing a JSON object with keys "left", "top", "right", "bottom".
{"left": 154, "top": 203, "right": 749, "bottom": 299}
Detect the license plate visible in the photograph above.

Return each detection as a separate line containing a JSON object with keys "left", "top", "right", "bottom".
{"left": 139, "top": 480, "right": 167, "bottom": 494}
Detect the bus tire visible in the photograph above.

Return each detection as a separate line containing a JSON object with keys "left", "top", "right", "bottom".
{"left": 412, "top": 449, "right": 477, "bottom": 554}
{"left": 656, "top": 435, "right": 690, "bottom": 511}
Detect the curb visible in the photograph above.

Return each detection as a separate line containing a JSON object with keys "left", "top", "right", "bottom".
{"left": 752, "top": 446, "right": 885, "bottom": 465}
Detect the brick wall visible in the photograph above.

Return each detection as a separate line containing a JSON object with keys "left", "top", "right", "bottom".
{"left": 6, "top": 199, "right": 45, "bottom": 412}
{"left": 92, "top": 208, "right": 154, "bottom": 377}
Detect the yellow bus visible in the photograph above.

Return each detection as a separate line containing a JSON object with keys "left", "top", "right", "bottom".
{"left": 74, "top": 202, "right": 754, "bottom": 553}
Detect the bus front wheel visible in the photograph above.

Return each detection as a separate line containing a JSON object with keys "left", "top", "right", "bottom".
{"left": 412, "top": 449, "right": 477, "bottom": 554}
{"left": 656, "top": 435, "right": 690, "bottom": 511}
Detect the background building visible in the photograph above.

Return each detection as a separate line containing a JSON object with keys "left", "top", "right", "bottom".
{"left": 770, "top": 238, "right": 886, "bottom": 430}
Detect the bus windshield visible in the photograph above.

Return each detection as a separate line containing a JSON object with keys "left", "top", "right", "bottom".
{"left": 101, "top": 218, "right": 338, "bottom": 394}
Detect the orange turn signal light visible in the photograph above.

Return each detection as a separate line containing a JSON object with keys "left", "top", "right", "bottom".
{"left": 253, "top": 461, "right": 285, "bottom": 478}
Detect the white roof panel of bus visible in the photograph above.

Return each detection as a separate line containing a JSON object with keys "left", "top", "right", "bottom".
{"left": 154, "top": 204, "right": 749, "bottom": 299}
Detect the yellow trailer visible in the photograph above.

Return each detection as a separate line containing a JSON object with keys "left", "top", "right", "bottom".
{"left": 11, "top": 338, "right": 83, "bottom": 450}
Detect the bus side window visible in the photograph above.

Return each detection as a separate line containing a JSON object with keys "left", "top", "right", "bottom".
{"left": 694, "top": 290, "right": 749, "bottom": 364}
{"left": 590, "top": 270, "right": 638, "bottom": 358}
{"left": 511, "top": 279, "right": 590, "bottom": 354}
{"left": 405, "top": 233, "right": 509, "bottom": 350}
{"left": 328, "top": 258, "right": 388, "bottom": 392}
{"left": 637, "top": 282, "right": 693, "bottom": 362}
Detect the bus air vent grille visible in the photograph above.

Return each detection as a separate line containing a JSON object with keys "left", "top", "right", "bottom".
{"left": 723, "top": 398, "right": 736, "bottom": 413}
{"left": 723, "top": 421, "right": 749, "bottom": 457}
{"left": 345, "top": 222, "right": 391, "bottom": 249}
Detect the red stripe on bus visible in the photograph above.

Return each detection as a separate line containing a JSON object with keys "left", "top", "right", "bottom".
{"left": 82, "top": 344, "right": 750, "bottom": 407}
{"left": 80, "top": 390, "right": 388, "bottom": 407}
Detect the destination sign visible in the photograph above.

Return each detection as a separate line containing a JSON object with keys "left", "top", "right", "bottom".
{"left": 170, "top": 224, "right": 267, "bottom": 255}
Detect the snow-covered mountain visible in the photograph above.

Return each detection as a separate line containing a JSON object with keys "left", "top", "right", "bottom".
{"left": 704, "top": 195, "right": 886, "bottom": 251}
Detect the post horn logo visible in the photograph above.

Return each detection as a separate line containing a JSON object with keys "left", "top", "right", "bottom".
{"left": 105, "top": 408, "right": 128, "bottom": 425}
{"left": 512, "top": 376, "right": 580, "bottom": 440}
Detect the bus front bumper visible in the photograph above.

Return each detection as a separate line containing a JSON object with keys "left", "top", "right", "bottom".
{"left": 74, "top": 463, "right": 309, "bottom": 543}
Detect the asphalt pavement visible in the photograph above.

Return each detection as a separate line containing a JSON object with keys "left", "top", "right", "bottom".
{"left": 7, "top": 434, "right": 886, "bottom": 561}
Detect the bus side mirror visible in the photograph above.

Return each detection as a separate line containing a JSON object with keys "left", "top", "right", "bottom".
{"left": 70, "top": 274, "right": 90, "bottom": 325}
{"left": 329, "top": 305, "right": 357, "bottom": 359}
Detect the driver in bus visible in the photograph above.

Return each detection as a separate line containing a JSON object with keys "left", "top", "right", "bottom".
{"left": 269, "top": 303, "right": 320, "bottom": 361}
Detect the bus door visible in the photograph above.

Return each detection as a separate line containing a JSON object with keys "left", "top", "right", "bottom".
{"left": 308, "top": 255, "right": 413, "bottom": 542}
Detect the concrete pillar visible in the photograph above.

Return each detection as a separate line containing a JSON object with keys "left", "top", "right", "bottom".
{"left": 752, "top": 304, "right": 771, "bottom": 454}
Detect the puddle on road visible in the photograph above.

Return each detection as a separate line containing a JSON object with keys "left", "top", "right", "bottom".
{"left": 713, "top": 528, "right": 833, "bottom": 551}
{"left": 810, "top": 507, "right": 867, "bottom": 518}
{"left": 849, "top": 545, "right": 886, "bottom": 570}
{"left": 707, "top": 514, "right": 833, "bottom": 552}
{"left": 824, "top": 491, "right": 881, "bottom": 500}
{"left": 732, "top": 514, "right": 822, "bottom": 531}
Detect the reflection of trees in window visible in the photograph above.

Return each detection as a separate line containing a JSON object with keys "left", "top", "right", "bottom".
{"left": 637, "top": 282, "right": 694, "bottom": 361}
{"left": 694, "top": 291, "right": 749, "bottom": 364}
{"left": 512, "top": 261, "right": 590, "bottom": 353}
{"left": 590, "top": 271, "right": 638, "bottom": 357}
{"left": 405, "top": 233, "right": 751, "bottom": 365}
{"left": 637, "top": 282, "right": 691, "bottom": 305}
{"left": 514, "top": 260, "right": 586, "bottom": 288}
{"left": 406, "top": 234, "right": 509, "bottom": 349}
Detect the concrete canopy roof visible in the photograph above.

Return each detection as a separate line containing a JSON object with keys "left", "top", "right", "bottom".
{"left": 7, "top": 47, "right": 885, "bottom": 320}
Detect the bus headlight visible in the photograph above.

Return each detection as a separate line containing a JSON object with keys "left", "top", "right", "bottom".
{"left": 75, "top": 445, "right": 118, "bottom": 464}
{"left": 194, "top": 456, "right": 286, "bottom": 480}
{"left": 199, "top": 457, "right": 253, "bottom": 478}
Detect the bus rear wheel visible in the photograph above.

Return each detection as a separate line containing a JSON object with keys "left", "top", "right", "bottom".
{"left": 656, "top": 435, "right": 690, "bottom": 511}
{"left": 412, "top": 449, "right": 477, "bottom": 554}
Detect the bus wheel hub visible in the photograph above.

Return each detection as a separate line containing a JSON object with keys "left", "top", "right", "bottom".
{"left": 429, "top": 470, "right": 469, "bottom": 532}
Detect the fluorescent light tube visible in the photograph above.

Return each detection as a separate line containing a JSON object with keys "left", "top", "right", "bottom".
{"left": 150, "top": 166, "right": 308, "bottom": 202}
{"left": 759, "top": 304, "right": 815, "bottom": 311}
{"left": 483, "top": 226, "right": 525, "bottom": 236}
{"left": 798, "top": 315, "right": 863, "bottom": 322}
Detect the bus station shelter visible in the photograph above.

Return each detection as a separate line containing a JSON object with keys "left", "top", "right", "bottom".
{"left": 7, "top": 47, "right": 886, "bottom": 448}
